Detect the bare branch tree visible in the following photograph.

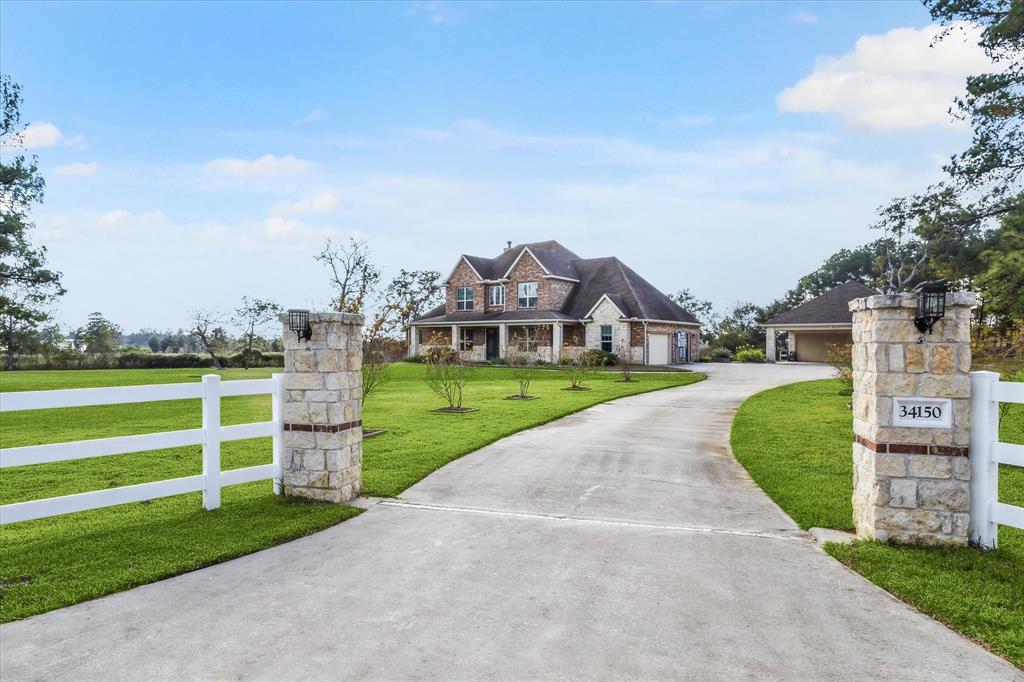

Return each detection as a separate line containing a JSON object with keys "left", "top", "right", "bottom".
{"left": 316, "top": 237, "right": 381, "bottom": 314}
{"left": 361, "top": 309, "right": 392, "bottom": 407}
{"left": 233, "top": 297, "right": 282, "bottom": 370}
{"left": 189, "top": 309, "right": 225, "bottom": 370}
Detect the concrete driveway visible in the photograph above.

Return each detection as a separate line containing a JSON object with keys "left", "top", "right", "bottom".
{"left": 1, "top": 363, "right": 1019, "bottom": 681}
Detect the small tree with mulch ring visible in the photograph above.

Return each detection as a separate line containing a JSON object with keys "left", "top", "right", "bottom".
{"left": 617, "top": 339, "right": 636, "bottom": 382}
{"left": 562, "top": 348, "right": 597, "bottom": 391}
{"left": 505, "top": 349, "right": 539, "bottom": 400}
{"left": 425, "top": 349, "right": 475, "bottom": 412}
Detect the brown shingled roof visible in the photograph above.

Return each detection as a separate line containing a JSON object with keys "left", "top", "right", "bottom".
{"left": 763, "top": 280, "right": 880, "bottom": 326}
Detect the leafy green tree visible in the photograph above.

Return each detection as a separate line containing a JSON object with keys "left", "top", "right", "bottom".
{"left": 670, "top": 289, "right": 716, "bottom": 326}
{"left": 380, "top": 269, "right": 443, "bottom": 336}
{"left": 977, "top": 204, "right": 1024, "bottom": 324}
{"left": 147, "top": 335, "right": 161, "bottom": 352}
{"left": 76, "top": 312, "right": 122, "bottom": 358}
{"left": 233, "top": 297, "right": 281, "bottom": 370}
{"left": 0, "top": 75, "right": 65, "bottom": 369}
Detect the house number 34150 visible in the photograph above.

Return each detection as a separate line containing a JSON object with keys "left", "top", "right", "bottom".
{"left": 892, "top": 397, "right": 952, "bottom": 428}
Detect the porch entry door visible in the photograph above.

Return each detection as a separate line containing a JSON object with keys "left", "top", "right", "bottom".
{"left": 486, "top": 328, "right": 499, "bottom": 360}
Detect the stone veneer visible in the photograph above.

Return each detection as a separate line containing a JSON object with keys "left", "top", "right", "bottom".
{"left": 850, "top": 292, "right": 976, "bottom": 545}
{"left": 280, "top": 312, "right": 363, "bottom": 503}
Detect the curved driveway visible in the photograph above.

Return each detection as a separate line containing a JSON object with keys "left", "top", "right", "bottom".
{"left": 1, "top": 364, "right": 1019, "bottom": 680}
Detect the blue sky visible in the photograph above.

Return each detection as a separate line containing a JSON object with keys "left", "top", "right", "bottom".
{"left": 1, "top": 1, "right": 986, "bottom": 331}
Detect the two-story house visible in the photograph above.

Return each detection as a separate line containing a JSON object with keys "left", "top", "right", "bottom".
{"left": 409, "top": 240, "right": 700, "bottom": 365}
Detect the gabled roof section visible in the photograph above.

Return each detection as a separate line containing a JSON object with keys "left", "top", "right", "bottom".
{"left": 563, "top": 257, "right": 699, "bottom": 324}
{"left": 763, "top": 280, "right": 880, "bottom": 326}
{"left": 499, "top": 241, "right": 581, "bottom": 280}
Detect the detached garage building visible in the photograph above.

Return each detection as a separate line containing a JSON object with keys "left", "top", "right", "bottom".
{"left": 762, "top": 281, "right": 879, "bottom": 362}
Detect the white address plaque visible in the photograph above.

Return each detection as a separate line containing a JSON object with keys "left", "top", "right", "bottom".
{"left": 892, "top": 397, "right": 952, "bottom": 428}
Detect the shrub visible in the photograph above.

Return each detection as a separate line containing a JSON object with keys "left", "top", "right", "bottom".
{"left": 425, "top": 345, "right": 456, "bottom": 364}
{"left": 826, "top": 343, "right": 854, "bottom": 396}
{"left": 710, "top": 347, "right": 733, "bottom": 362}
{"left": 734, "top": 346, "right": 766, "bottom": 363}
{"left": 580, "top": 349, "right": 616, "bottom": 366}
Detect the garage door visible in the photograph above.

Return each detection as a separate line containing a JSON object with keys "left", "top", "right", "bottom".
{"left": 648, "top": 333, "right": 670, "bottom": 365}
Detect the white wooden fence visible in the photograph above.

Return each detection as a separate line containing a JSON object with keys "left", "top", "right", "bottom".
{"left": 969, "top": 370, "right": 1024, "bottom": 549}
{"left": 0, "top": 374, "right": 284, "bottom": 525}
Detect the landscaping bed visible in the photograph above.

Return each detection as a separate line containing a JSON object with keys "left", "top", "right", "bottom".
{"left": 0, "top": 364, "right": 704, "bottom": 621}
{"left": 730, "top": 378, "right": 1024, "bottom": 669}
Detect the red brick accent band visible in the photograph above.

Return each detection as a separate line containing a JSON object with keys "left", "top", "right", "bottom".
{"left": 284, "top": 420, "right": 362, "bottom": 433}
{"left": 855, "top": 435, "right": 967, "bottom": 457}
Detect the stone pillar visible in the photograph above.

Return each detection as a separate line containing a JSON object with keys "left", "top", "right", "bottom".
{"left": 408, "top": 326, "right": 418, "bottom": 358}
{"left": 451, "top": 324, "right": 459, "bottom": 352}
{"left": 850, "top": 292, "right": 976, "bottom": 545}
{"left": 551, "top": 322, "right": 563, "bottom": 363}
{"left": 281, "top": 312, "right": 363, "bottom": 503}
{"left": 498, "top": 324, "right": 508, "bottom": 357}
{"left": 765, "top": 329, "right": 776, "bottom": 363}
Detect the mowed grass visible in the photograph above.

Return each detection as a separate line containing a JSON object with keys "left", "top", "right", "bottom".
{"left": 731, "top": 378, "right": 1024, "bottom": 669}
{"left": 0, "top": 364, "right": 703, "bottom": 622}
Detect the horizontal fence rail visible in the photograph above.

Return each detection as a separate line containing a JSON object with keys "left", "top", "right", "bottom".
{"left": 969, "top": 371, "right": 1024, "bottom": 549}
{"left": 0, "top": 374, "right": 284, "bottom": 525}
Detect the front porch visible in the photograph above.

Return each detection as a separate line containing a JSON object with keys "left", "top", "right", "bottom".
{"left": 411, "top": 322, "right": 586, "bottom": 364}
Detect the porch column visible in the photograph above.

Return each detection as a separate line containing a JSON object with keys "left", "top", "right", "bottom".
{"left": 408, "top": 327, "right": 419, "bottom": 358}
{"left": 450, "top": 324, "right": 459, "bottom": 352}
{"left": 765, "top": 329, "right": 776, "bottom": 363}
{"left": 498, "top": 323, "right": 508, "bottom": 357}
{"left": 551, "top": 322, "right": 562, "bottom": 363}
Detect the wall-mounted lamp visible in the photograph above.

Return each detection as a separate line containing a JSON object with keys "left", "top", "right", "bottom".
{"left": 287, "top": 309, "right": 313, "bottom": 342}
{"left": 913, "top": 281, "right": 947, "bottom": 334}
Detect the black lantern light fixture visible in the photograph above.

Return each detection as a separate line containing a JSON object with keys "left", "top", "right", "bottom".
{"left": 913, "top": 281, "right": 947, "bottom": 334}
{"left": 287, "top": 309, "right": 313, "bottom": 342}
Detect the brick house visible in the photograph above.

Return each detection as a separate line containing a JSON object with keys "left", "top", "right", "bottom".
{"left": 409, "top": 240, "right": 700, "bottom": 365}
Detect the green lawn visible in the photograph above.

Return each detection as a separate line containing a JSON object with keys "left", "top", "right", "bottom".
{"left": 0, "top": 364, "right": 703, "bottom": 622}
{"left": 731, "top": 378, "right": 1024, "bottom": 669}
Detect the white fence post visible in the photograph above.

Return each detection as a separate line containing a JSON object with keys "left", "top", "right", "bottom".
{"left": 271, "top": 372, "right": 284, "bottom": 495}
{"left": 202, "top": 374, "right": 222, "bottom": 510}
{"left": 969, "top": 370, "right": 999, "bottom": 549}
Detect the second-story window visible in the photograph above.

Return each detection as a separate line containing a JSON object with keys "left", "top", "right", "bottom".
{"left": 456, "top": 287, "right": 473, "bottom": 311}
{"left": 487, "top": 285, "right": 505, "bottom": 306}
{"left": 517, "top": 282, "right": 538, "bottom": 309}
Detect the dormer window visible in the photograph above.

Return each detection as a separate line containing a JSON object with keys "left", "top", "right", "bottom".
{"left": 517, "top": 282, "right": 538, "bottom": 309}
{"left": 456, "top": 287, "right": 474, "bottom": 311}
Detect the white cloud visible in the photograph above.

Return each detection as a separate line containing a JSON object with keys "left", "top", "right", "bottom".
{"left": 271, "top": 192, "right": 338, "bottom": 215}
{"left": 778, "top": 22, "right": 992, "bottom": 130}
{"left": 202, "top": 153, "right": 310, "bottom": 177}
{"left": 3, "top": 121, "right": 63, "bottom": 149}
{"left": 55, "top": 161, "right": 100, "bottom": 177}
{"left": 791, "top": 12, "right": 819, "bottom": 25}
{"left": 295, "top": 108, "right": 328, "bottom": 126}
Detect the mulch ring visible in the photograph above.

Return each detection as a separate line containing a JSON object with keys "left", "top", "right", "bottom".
{"left": 431, "top": 407, "right": 480, "bottom": 414}
{"left": 504, "top": 395, "right": 540, "bottom": 401}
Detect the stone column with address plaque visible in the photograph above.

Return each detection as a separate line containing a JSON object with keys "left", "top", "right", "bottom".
{"left": 850, "top": 291, "right": 976, "bottom": 545}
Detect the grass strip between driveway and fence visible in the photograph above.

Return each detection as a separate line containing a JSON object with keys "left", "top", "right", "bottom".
{"left": 0, "top": 364, "right": 704, "bottom": 622}
{"left": 730, "top": 378, "right": 1024, "bottom": 669}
